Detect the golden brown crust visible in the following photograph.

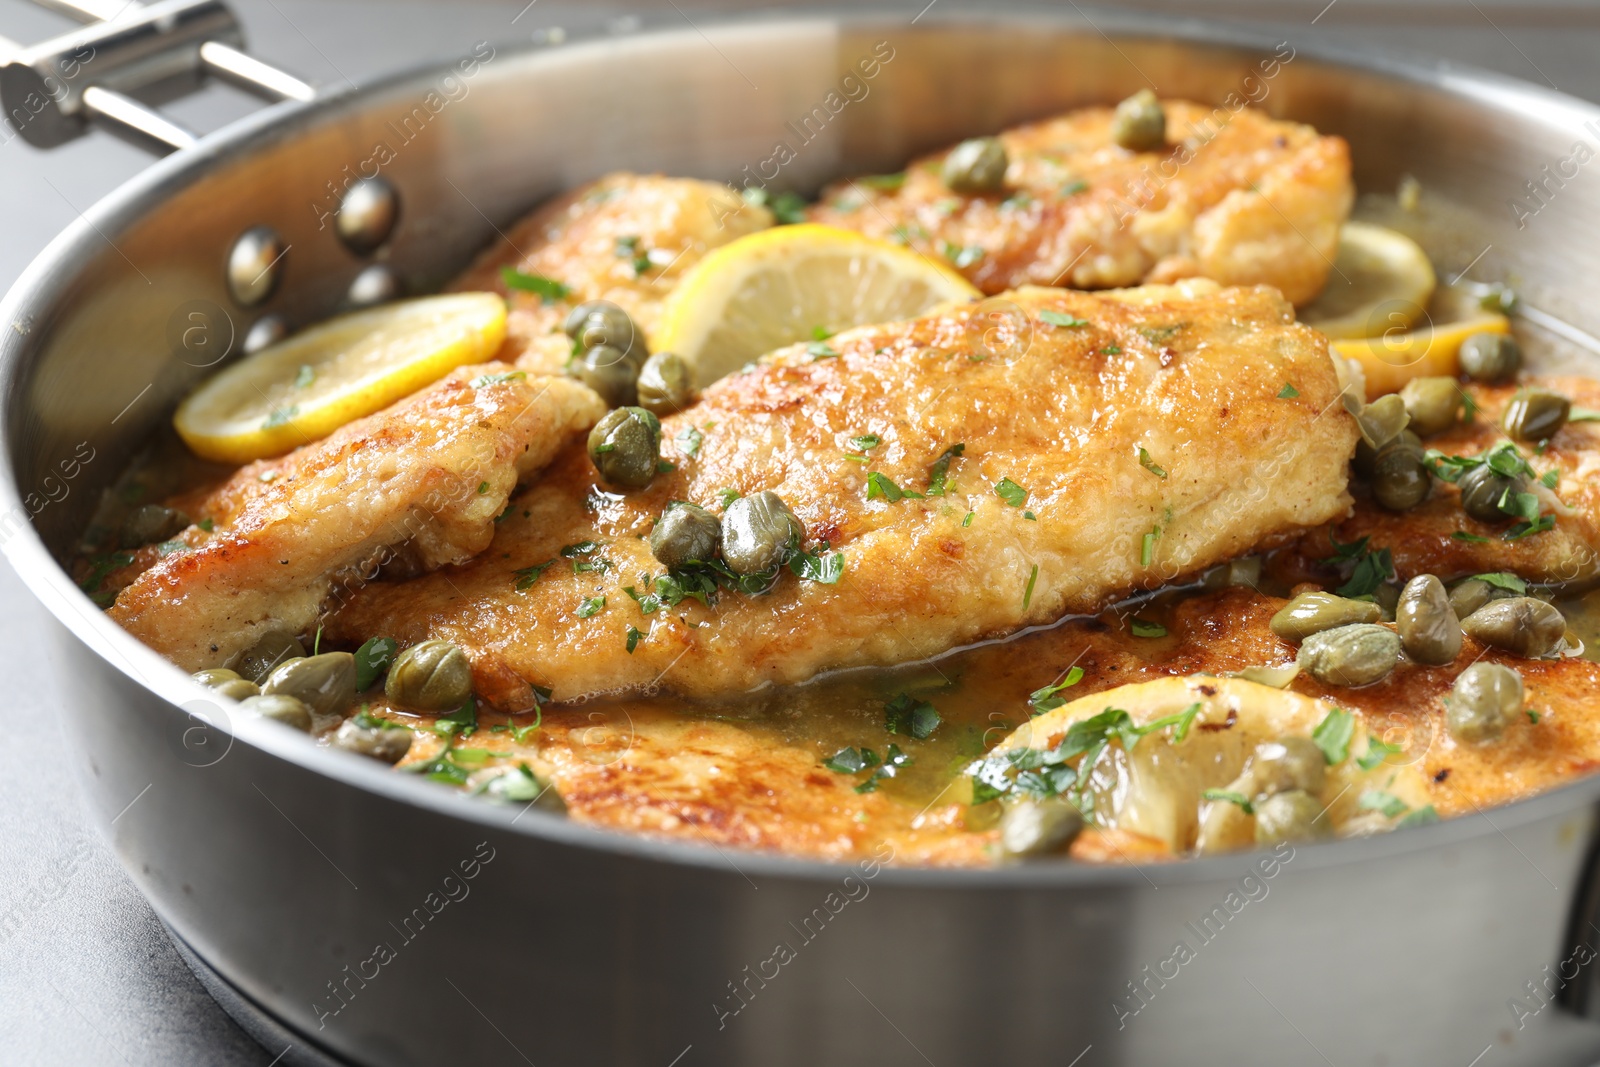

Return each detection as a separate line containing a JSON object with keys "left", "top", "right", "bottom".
{"left": 328, "top": 284, "right": 1359, "bottom": 701}
{"left": 449, "top": 173, "right": 771, "bottom": 374}
{"left": 108, "top": 367, "right": 604, "bottom": 671}
{"left": 809, "top": 101, "right": 1352, "bottom": 304}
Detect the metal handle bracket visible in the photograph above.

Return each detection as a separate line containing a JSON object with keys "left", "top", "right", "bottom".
{"left": 0, "top": 0, "right": 312, "bottom": 154}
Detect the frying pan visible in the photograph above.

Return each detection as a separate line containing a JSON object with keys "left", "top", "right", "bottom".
{"left": 5, "top": 3, "right": 1600, "bottom": 1064}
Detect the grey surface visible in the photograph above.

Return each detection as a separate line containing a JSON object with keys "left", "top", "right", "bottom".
{"left": 2, "top": 1, "right": 1600, "bottom": 1064}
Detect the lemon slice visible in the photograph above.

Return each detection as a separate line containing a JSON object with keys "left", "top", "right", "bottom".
{"left": 652, "top": 224, "right": 980, "bottom": 386}
{"left": 1334, "top": 310, "right": 1512, "bottom": 400}
{"left": 175, "top": 293, "right": 507, "bottom": 464}
{"left": 1301, "top": 222, "right": 1437, "bottom": 341}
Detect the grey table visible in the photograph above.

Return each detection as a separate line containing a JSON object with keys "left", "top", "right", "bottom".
{"left": 2, "top": 1, "right": 1598, "bottom": 1063}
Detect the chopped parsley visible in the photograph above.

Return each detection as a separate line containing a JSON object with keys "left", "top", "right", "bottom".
{"left": 744, "top": 189, "right": 807, "bottom": 225}
{"left": 715, "top": 487, "right": 741, "bottom": 509}
{"left": 858, "top": 172, "right": 906, "bottom": 190}
{"left": 197, "top": 518, "right": 215, "bottom": 532}
{"left": 808, "top": 341, "right": 840, "bottom": 360}
{"left": 614, "top": 234, "right": 640, "bottom": 257}
{"left": 1060, "top": 179, "right": 1090, "bottom": 196}
{"left": 561, "top": 540, "right": 610, "bottom": 575}
{"left": 471, "top": 370, "right": 526, "bottom": 387}
{"left": 1452, "top": 531, "right": 1490, "bottom": 543}
{"left": 625, "top": 625, "right": 643, "bottom": 653}
{"left": 925, "top": 443, "right": 965, "bottom": 496}
{"left": 961, "top": 510, "right": 975, "bottom": 527}
{"left": 513, "top": 559, "right": 558, "bottom": 591}
{"left": 1278, "top": 383, "right": 1300, "bottom": 399}
{"left": 676, "top": 426, "right": 703, "bottom": 457}
{"left": 1140, "top": 526, "right": 1161, "bottom": 567}
{"left": 575, "top": 596, "right": 606, "bottom": 619}
{"left": 1323, "top": 533, "right": 1393, "bottom": 598}
{"left": 867, "top": 471, "right": 922, "bottom": 502}
{"left": 993, "top": 477, "right": 1028, "bottom": 507}
{"left": 1571, "top": 408, "right": 1600, "bottom": 422}
{"left": 354, "top": 636, "right": 398, "bottom": 690}
{"left": 1356, "top": 734, "right": 1403, "bottom": 771}
{"left": 1202, "top": 789, "right": 1254, "bottom": 814}
{"left": 790, "top": 543, "right": 845, "bottom": 584}
{"left": 1137, "top": 447, "right": 1167, "bottom": 478}
{"left": 1357, "top": 789, "right": 1409, "bottom": 818}
{"left": 940, "top": 241, "right": 984, "bottom": 268}
{"left": 433, "top": 695, "right": 478, "bottom": 739}
{"left": 477, "top": 481, "right": 490, "bottom": 495}
{"left": 500, "top": 267, "right": 570, "bottom": 303}
{"left": 1029, "top": 666, "right": 1085, "bottom": 715}
{"left": 1101, "top": 344, "right": 1123, "bottom": 355}
{"left": 1039, "top": 310, "right": 1090, "bottom": 329}
{"left": 293, "top": 364, "right": 315, "bottom": 388}
{"left": 825, "top": 746, "right": 879, "bottom": 774}
{"left": 884, "top": 693, "right": 941, "bottom": 739}
{"left": 1527, "top": 708, "right": 1542, "bottom": 724}
{"left": 1541, "top": 469, "right": 1560, "bottom": 488}
{"left": 1023, "top": 563, "right": 1039, "bottom": 610}
{"left": 1397, "top": 805, "right": 1439, "bottom": 827}
{"left": 1130, "top": 618, "right": 1166, "bottom": 638}
{"left": 1311, "top": 708, "right": 1354, "bottom": 765}
{"left": 262, "top": 405, "right": 298, "bottom": 430}
{"left": 850, "top": 433, "right": 882, "bottom": 451}
{"left": 1475, "top": 572, "right": 1527, "bottom": 594}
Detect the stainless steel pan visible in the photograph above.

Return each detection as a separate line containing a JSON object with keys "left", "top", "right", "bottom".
{"left": 6, "top": 5, "right": 1600, "bottom": 1065}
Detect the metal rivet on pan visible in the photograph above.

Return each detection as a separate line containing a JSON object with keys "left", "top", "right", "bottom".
{"left": 347, "top": 264, "right": 401, "bottom": 307}
{"left": 336, "top": 177, "right": 399, "bottom": 255}
{"left": 226, "top": 226, "right": 286, "bottom": 307}
{"left": 243, "top": 314, "right": 289, "bottom": 354}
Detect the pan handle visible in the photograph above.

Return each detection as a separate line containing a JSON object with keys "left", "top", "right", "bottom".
{"left": 0, "top": 0, "right": 313, "bottom": 155}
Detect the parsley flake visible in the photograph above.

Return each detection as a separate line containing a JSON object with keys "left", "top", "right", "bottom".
{"left": 1130, "top": 618, "right": 1166, "bottom": 638}
{"left": 626, "top": 625, "right": 643, "bottom": 653}
{"left": 994, "top": 477, "right": 1028, "bottom": 507}
{"left": 575, "top": 596, "right": 606, "bottom": 619}
{"left": 1278, "top": 383, "right": 1300, "bottom": 399}
{"left": 1029, "top": 666, "right": 1085, "bottom": 715}
{"left": 1040, "top": 311, "right": 1090, "bottom": 329}
{"left": 471, "top": 371, "right": 527, "bottom": 387}
{"left": 1023, "top": 563, "right": 1039, "bottom": 610}
{"left": 500, "top": 267, "right": 570, "bottom": 303}
{"left": 1311, "top": 708, "right": 1354, "bottom": 764}
{"left": 354, "top": 637, "right": 398, "bottom": 690}
{"left": 885, "top": 693, "right": 941, "bottom": 739}
{"left": 1203, "top": 789, "right": 1254, "bottom": 814}
{"left": 1137, "top": 447, "right": 1167, "bottom": 478}
{"left": 676, "top": 426, "right": 703, "bottom": 457}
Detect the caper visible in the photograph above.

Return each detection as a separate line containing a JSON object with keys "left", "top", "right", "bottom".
{"left": 213, "top": 678, "right": 261, "bottom": 701}
{"left": 562, "top": 300, "right": 607, "bottom": 338}
{"left": 649, "top": 502, "right": 720, "bottom": 571}
{"left": 1110, "top": 89, "right": 1166, "bottom": 151}
{"left": 1399, "top": 377, "right": 1463, "bottom": 438}
{"left": 193, "top": 667, "right": 243, "bottom": 688}
{"left": 1253, "top": 789, "right": 1328, "bottom": 845}
{"left": 1354, "top": 429, "right": 1420, "bottom": 479}
{"left": 941, "top": 136, "right": 1008, "bottom": 194}
{"left": 1445, "top": 662, "right": 1523, "bottom": 743}
{"left": 118, "top": 503, "right": 189, "bottom": 548}
{"left": 1502, "top": 388, "right": 1571, "bottom": 442}
{"left": 587, "top": 406, "right": 662, "bottom": 488}
{"left": 998, "top": 796, "right": 1084, "bottom": 858}
{"left": 234, "top": 630, "right": 307, "bottom": 684}
{"left": 1458, "top": 463, "right": 1526, "bottom": 524}
{"left": 384, "top": 640, "right": 474, "bottom": 712}
{"left": 721, "top": 490, "right": 802, "bottom": 575}
{"left": 481, "top": 766, "right": 567, "bottom": 811}
{"left": 567, "top": 344, "right": 639, "bottom": 408}
{"left": 263, "top": 652, "right": 357, "bottom": 716}
{"left": 1354, "top": 393, "right": 1410, "bottom": 450}
{"left": 240, "top": 694, "right": 312, "bottom": 732}
{"left": 1371, "top": 443, "right": 1431, "bottom": 511}
{"left": 636, "top": 351, "right": 693, "bottom": 415}
{"left": 1269, "top": 591, "right": 1382, "bottom": 642}
{"left": 1395, "top": 574, "right": 1462, "bottom": 665}
{"left": 1447, "top": 578, "right": 1506, "bottom": 619}
{"left": 1249, "top": 738, "right": 1326, "bottom": 800}
{"left": 576, "top": 304, "right": 641, "bottom": 357}
{"left": 1459, "top": 332, "right": 1521, "bottom": 383}
{"left": 1460, "top": 597, "right": 1567, "bottom": 658}
{"left": 1297, "top": 623, "right": 1401, "bottom": 687}
{"left": 332, "top": 717, "right": 413, "bottom": 763}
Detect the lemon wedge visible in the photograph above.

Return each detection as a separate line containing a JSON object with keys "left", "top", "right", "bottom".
{"left": 651, "top": 224, "right": 980, "bottom": 386}
{"left": 175, "top": 293, "right": 507, "bottom": 464}
{"left": 1301, "top": 222, "right": 1437, "bottom": 341}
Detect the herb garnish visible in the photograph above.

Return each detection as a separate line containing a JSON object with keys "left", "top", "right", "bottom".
{"left": 433, "top": 695, "right": 478, "bottom": 739}
{"left": 1311, "top": 708, "right": 1354, "bottom": 764}
{"left": 1397, "top": 805, "right": 1439, "bottom": 827}
{"left": 790, "top": 543, "right": 845, "bottom": 584}
{"left": 1322, "top": 533, "right": 1393, "bottom": 599}
{"left": 676, "top": 426, "right": 703, "bottom": 458}
{"left": 940, "top": 241, "right": 984, "bottom": 268}
{"left": 472, "top": 370, "right": 528, "bottom": 388}
{"left": 1130, "top": 618, "right": 1166, "bottom": 638}
{"left": 354, "top": 637, "right": 398, "bottom": 690}
{"left": 1137, "top": 447, "right": 1167, "bottom": 478}
{"left": 850, "top": 433, "right": 881, "bottom": 451}
{"left": 626, "top": 625, "right": 643, "bottom": 653}
{"left": 263, "top": 405, "right": 298, "bottom": 430}
{"left": 1278, "top": 383, "right": 1300, "bottom": 399}
{"left": 867, "top": 471, "right": 922, "bottom": 502}
{"left": 858, "top": 172, "right": 906, "bottom": 191}
{"left": 1357, "top": 734, "right": 1402, "bottom": 771}
{"left": 1357, "top": 790, "right": 1409, "bottom": 818}
{"left": 1452, "top": 531, "right": 1490, "bottom": 543}
{"left": 808, "top": 341, "right": 840, "bottom": 360}
{"left": 576, "top": 596, "right": 606, "bottom": 619}
{"left": 925, "top": 443, "right": 965, "bottom": 496}
{"left": 994, "top": 478, "right": 1028, "bottom": 507}
{"left": 513, "top": 559, "right": 558, "bottom": 590}
{"left": 1203, "top": 789, "right": 1254, "bottom": 814}
{"left": 1140, "top": 526, "right": 1161, "bottom": 567}
{"left": 716, "top": 488, "right": 741, "bottom": 509}
{"left": 1029, "top": 667, "right": 1085, "bottom": 715}
{"left": 1040, "top": 310, "right": 1090, "bottom": 329}
{"left": 1475, "top": 572, "right": 1527, "bottom": 594}
{"left": 293, "top": 364, "right": 315, "bottom": 388}
{"left": 1023, "top": 564, "right": 1039, "bottom": 610}
{"left": 884, "top": 693, "right": 941, "bottom": 739}
{"left": 500, "top": 267, "right": 571, "bottom": 303}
